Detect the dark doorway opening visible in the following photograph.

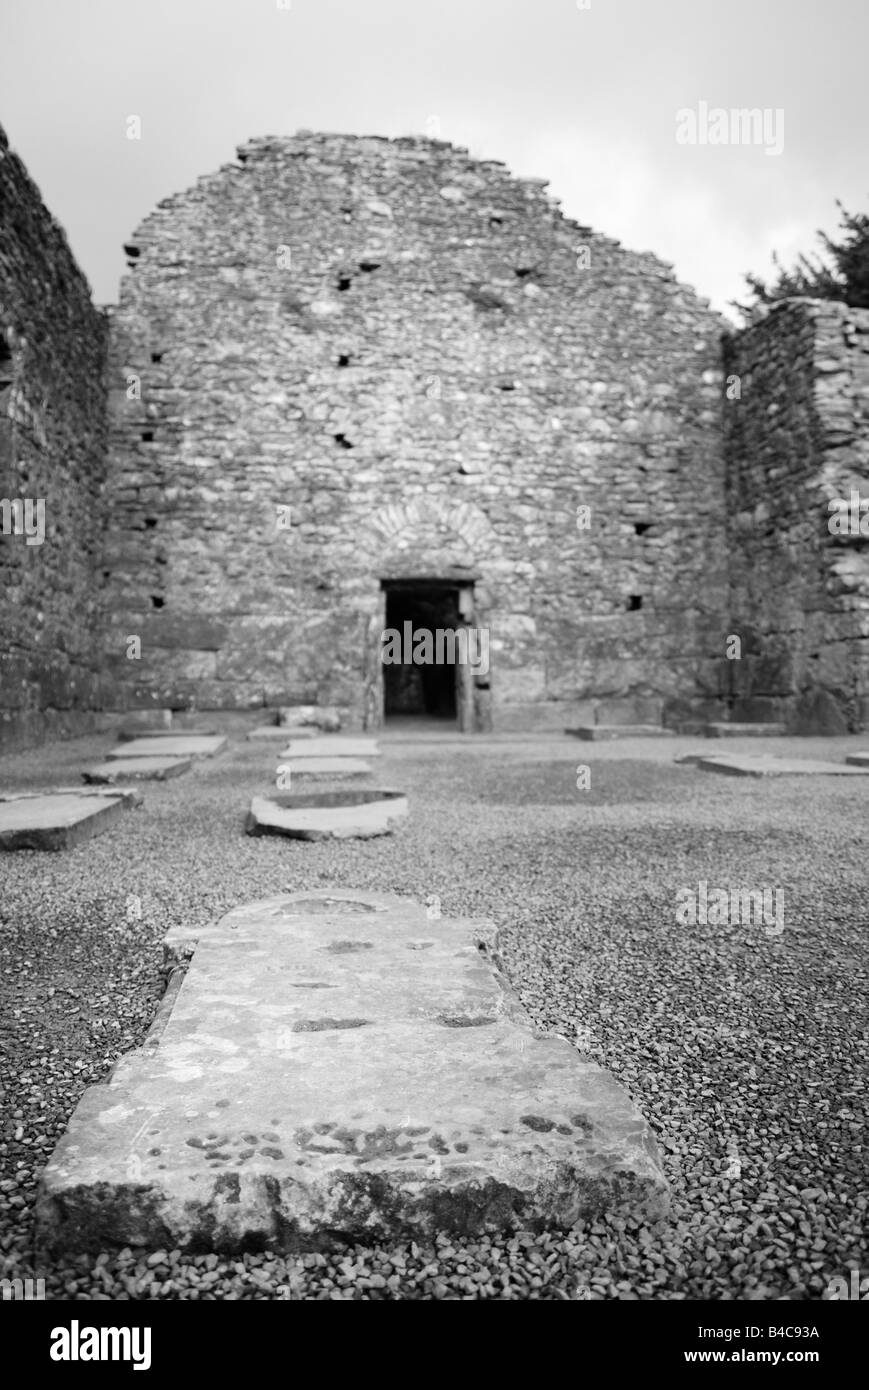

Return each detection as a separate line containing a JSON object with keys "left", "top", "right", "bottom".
{"left": 382, "top": 581, "right": 461, "bottom": 722}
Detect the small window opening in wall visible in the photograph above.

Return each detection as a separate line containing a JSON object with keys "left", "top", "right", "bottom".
{"left": 634, "top": 522, "right": 651, "bottom": 536}
{"left": 150, "top": 595, "right": 165, "bottom": 609}
{"left": 358, "top": 260, "right": 381, "bottom": 273}
{"left": 337, "top": 275, "right": 352, "bottom": 291}
{"left": 141, "top": 431, "right": 154, "bottom": 442}
{"left": 337, "top": 354, "right": 351, "bottom": 367}
{"left": 150, "top": 352, "right": 163, "bottom": 364}
{"left": 334, "top": 433, "right": 354, "bottom": 449}
{"left": 144, "top": 517, "right": 158, "bottom": 529}
{"left": 489, "top": 215, "right": 503, "bottom": 228}
{"left": 627, "top": 595, "right": 643, "bottom": 611}
{"left": 123, "top": 245, "right": 140, "bottom": 264}
{"left": 514, "top": 267, "right": 535, "bottom": 279}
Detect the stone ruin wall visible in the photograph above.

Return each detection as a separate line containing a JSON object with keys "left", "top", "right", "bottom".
{"left": 103, "top": 132, "right": 729, "bottom": 730}
{"left": 724, "top": 300, "right": 869, "bottom": 732}
{"left": 0, "top": 124, "right": 109, "bottom": 752}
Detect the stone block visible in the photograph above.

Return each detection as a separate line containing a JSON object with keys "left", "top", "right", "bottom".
{"left": 36, "top": 890, "right": 667, "bottom": 1253}
{"left": 0, "top": 788, "right": 140, "bottom": 851}
{"left": 106, "top": 735, "right": 227, "bottom": 760}
{"left": 82, "top": 757, "right": 191, "bottom": 784}
{"left": 247, "top": 789, "right": 406, "bottom": 840}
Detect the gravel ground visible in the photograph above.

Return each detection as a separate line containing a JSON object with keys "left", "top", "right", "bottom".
{"left": 1, "top": 729, "right": 867, "bottom": 1300}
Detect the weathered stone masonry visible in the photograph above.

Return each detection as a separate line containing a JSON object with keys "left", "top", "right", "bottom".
{"left": 102, "top": 132, "right": 729, "bottom": 730}
{"left": 724, "top": 300, "right": 869, "bottom": 732}
{"left": 0, "top": 124, "right": 109, "bottom": 752}
{"left": 3, "top": 123, "right": 869, "bottom": 744}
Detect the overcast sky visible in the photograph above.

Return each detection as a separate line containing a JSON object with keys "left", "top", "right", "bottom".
{"left": 1, "top": 0, "right": 866, "bottom": 320}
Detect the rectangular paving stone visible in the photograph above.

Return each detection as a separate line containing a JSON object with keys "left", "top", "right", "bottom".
{"left": 107, "top": 735, "right": 227, "bottom": 761}
{"left": 689, "top": 753, "right": 869, "bottom": 777}
{"left": 280, "top": 737, "right": 379, "bottom": 759}
{"left": 36, "top": 890, "right": 667, "bottom": 1254}
{"left": 247, "top": 726, "right": 314, "bottom": 741}
{"left": 565, "top": 725, "right": 672, "bottom": 741}
{"left": 278, "top": 757, "right": 372, "bottom": 778}
{"left": 704, "top": 722, "right": 786, "bottom": 738}
{"left": 83, "top": 757, "right": 192, "bottom": 784}
{"left": 247, "top": 789, "right": 406, "bottom": 839}
{"left": 0, "top": 789, "right": 138, "bottom": 851}
{"left": 845, "top": 752, "right": 869, "bottom": 767}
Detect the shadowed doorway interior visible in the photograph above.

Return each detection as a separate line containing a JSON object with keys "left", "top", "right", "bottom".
{"left": 382, "top": 581, "right": 461, "bottom": 723}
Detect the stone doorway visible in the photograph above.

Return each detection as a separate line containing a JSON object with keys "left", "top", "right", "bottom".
{"left": 380, "top": 579, "right": 478, "bottom": 731}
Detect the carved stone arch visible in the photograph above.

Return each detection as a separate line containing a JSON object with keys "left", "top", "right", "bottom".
{"left": 361, "top": 495, "right": 499, "bottom": 578}
{"left": 358, "top": 495, "right": 498, "bottom": 732}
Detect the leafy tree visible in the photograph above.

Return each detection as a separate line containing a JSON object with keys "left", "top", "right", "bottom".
{"left": 734, "top": 200, "right": 869, "bottom": 319}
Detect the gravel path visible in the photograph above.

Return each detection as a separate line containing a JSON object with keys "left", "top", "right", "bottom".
{"left": 1, "top": 730, "right": 866, "bottom": 1299}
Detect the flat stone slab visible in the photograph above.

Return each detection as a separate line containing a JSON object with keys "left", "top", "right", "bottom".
{"left": 278, "top": 757, "right": 372, "bottom": 778}
{"left": 247, "top": 726, "right": 314, "bottom": 741}
{"left": 845, "top": 752, "right": 869, "bottom": 768}
{"left": 279, "top": 737, "right": 379, "bottom": 759}
{"left": 107, "top": 735, "right": 227, "bottom": 761}
{"left": 82, "top": 757, "right": 192, "bottom": 784}
{"left": 36, "top": 890, "right": 667, "bottom": 1254}
{"left": 118, "top": 726, "right": 216, "bottom": 740}
{"left": 247, "top": 789, "right": 406, "bottom": 840}
{"left": 704, "top": 722, "right": 785, "bottom": 738}
{"left": 565, "top": 725, "right": 672, "bottom": 741}
{"left": 685, "top": 753, "right": 869, "bottom": 778}
{"left": 0, "top": 788, "right": 140, "bottom": 851}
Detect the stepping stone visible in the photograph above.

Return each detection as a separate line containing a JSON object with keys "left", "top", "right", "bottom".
{"left": 0, "top": 788, "right": 141, "bottom": 851}
{"left": 279, "top": 737, "right": 379, "bottom": 759}
{"left": 845, "top": 752, "right": 869, "bottom": 768}
{"left": 704, "top": 722, "right": 785, "bottom": 738}
{"left": 565, "top": 725, "right": 672, "bottom": 741}
{"left": 82, "top": 757, "right": 191, "bottom": 784}
{"left": 277, "top": 757, "right": 372, "bottom": 778}
{"left": 106, "top": 735, "right": 226, "bottom": 761}
{"left": 687, "top": 753, "right": 869, "bottom": 778}
{"left": 36, "top": 890, "right": 668, "bottom": 1254}
{"left": 247, "top": 788, "right": 406, "bottom": 840}
{"left": 118, "top": 726, "right": 216, "bottom": 740}
{"left": 247, "top": 726, "right": 315, "bottom": 741}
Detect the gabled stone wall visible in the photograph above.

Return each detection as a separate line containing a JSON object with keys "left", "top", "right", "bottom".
{"left": 724, "top": 300, "right": 869, "bottom": 732}
{"left": 103, "top": 132, "right": 729, "bottom": 729}
{"left": 0, "top": 124, "right": 109, "bottom": 751}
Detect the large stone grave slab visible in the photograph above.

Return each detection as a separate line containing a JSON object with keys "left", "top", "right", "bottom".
{"left": 83, "top": 757, "right": 192, "bottom": 785}
{"left": 247, "top": 726, "right": 314, "bottom": 741}
{"left": 107, "top": 735, "right": 226, "bottom": 761}
{"left": 565, "top": 725, "right": 672, "bottom": 741}
{"left": 704, "top": 722, "right": 785, "bottom": 738}
{"left": 278, "top": 757, "right": 372, "bottom": 779}
{"left": 0, "top": 788, "right": 141, "bottom": 851}
{"left": 279, "top": 737, "right": 379, "bottom": 759}
{"left": 682, "top": 752, "right": 869, "bottom": 778}
{"left": 247, "top": 788, "right": 406, "bottom": 840}
{"left": 36, "top": 890, "right": 667, "bottom": 1254}
{"left": 845, "top": 752, "right": 869, "bottom": 768}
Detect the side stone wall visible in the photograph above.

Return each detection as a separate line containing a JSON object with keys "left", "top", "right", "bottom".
{"left": 0, "top": 123, "right": 109, "bottom": 751}
{"left": 724, "top": 299, "right": 869, "bottom": 732}
{"left": 103, "top": 132, "right": 729, "bottom": 730}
